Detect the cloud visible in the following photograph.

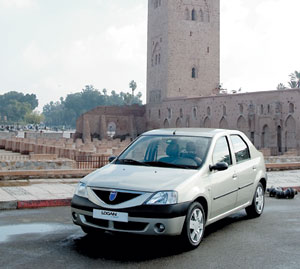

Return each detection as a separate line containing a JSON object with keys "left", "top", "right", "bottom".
{"left": 0, "top": 0, "right": 37, "bottom": 9}
{"left": 221, "top": 0, "right": 300, "bottom": 92}
{"left": 22, "top": 41, "right": 50, "bottom": 69}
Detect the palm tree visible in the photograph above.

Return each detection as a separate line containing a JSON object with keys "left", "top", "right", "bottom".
{"left": 288, "top": 71, "right": 300, "bottom": 88}
{"left": 277, "top": 83, "right": 286, "bottom": 90}
{"left": 129, "top": 80, "right": 137, "bottom": 104}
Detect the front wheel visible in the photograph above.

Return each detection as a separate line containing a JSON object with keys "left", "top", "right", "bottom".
{"left": 181, "top": 202, "right": 206, "bottom": 249}
{"left": 246, "top": 182, "right": 265, "bottom": 218}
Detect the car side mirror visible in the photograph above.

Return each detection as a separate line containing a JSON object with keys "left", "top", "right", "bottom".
{"left": 209, "top": 162, "right": 229, "bottom": 172}
{"left": 109, "top": 156, "right": 116, "bottom": 163}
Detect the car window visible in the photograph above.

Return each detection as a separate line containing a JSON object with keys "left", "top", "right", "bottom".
{"left": 117, "top": 135, "right": 211, "bottom": 169}
{"left": 230, "top": 135, "right": 251, "bottom": 163}
{"left": 212, "top": 136, "right": 232, "bottom": 166}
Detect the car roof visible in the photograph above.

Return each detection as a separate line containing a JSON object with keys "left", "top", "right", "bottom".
{"left": 142, "top": 128, "right": 236, "bottom": 138}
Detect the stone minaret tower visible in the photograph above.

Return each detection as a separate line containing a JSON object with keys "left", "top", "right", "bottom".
{"left": 146, "top": 0, "right": 220, "bottom": 104}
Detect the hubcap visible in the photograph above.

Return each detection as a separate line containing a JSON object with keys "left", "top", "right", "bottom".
{"left": 189, "top": 208, "right": 204, "bottom": 244}
{"left": 255, "top": 186, "right": 264, "bottom": 213}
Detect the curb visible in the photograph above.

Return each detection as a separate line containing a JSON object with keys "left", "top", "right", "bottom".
{"left": 17, "top": 198, "right": 72, "bottom": 209}
{"left": 0, "top": 200, "right": 18, "bottom": 210}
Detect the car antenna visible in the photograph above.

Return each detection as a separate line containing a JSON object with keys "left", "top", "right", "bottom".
{"left": 173, "top": 130, "right": 176, "bottom": 135}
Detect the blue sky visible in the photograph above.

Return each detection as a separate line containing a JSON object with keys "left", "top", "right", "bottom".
{"left": 0, "top": 0, "right": 299, "bottom": 110}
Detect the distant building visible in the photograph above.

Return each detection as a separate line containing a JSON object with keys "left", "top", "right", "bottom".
{"left": 76, "top": 0, "right": 299, "bottom": 156}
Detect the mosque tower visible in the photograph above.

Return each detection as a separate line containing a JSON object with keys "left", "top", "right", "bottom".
{"left": 146, "top": 0, "right": 220, "bottom": 104}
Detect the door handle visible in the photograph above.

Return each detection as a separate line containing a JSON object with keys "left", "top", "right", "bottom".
{"left": 232, "top": 174, "right": 238, "bottom": 180}
{"left": 253, "top": 166, "right": 257, "bottom": 171}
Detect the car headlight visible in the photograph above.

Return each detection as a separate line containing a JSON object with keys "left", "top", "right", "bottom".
{"left": 146, "top": 191, "right": 178, "bottom": 205}
{"left": 74, "top": 182, "right": 88, "bottom": 198}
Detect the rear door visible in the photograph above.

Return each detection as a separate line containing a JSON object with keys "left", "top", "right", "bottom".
{"left": 210, "top": 136, "right": 238, "bottom": 219}
{"left": 230, "top": 135, "right": 256, "bottom": 207}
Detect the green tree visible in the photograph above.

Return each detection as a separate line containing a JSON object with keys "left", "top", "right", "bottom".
{"left": 43, "top": 84, "right": 143, "bottom": 128}
{"left": 288, "top": 71, "right": 300, "bottom": 88}
{"left": 0, "top": 91, "right": 38, "bottom": 123}
{"left": 24, "top": 111, "right": 45, "bottom": 124}
{"left": 277, "top": 83, "right": 286, "bottom": 90}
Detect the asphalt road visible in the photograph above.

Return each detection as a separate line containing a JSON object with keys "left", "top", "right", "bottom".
{"left": 0, "top": 197, "right": 299, "bottom": 269}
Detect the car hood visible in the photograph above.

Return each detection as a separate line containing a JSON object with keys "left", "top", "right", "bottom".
{"left": 84, "top": 164, "right": 198, "bottom": 192}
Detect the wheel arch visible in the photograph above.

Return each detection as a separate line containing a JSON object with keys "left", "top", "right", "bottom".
{"left": 194, "top": 196, "right": 208, "bottom": 221}
{"left": 259, "top": 177, "right": 267, "bottom": 191}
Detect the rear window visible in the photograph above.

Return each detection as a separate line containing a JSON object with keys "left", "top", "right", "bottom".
{"left": 230, "top": 135, "right": 251, "bottom": 163}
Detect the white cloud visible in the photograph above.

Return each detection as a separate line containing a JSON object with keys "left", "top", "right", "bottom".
{"left": 221, "top": 0, "right": 300, "bottom": 92}
{"left": 0, "top": 0, "right": 37, "bottom": 9}
{"left": 22, "top": 41, "right": 50, "bottom": 69}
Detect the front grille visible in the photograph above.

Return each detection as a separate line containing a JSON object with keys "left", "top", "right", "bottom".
{"left": 92, "top": 189, "right": 141, "bottom": 205}
{"left": 85, "top": 215, "right": 148, "bottom": 232}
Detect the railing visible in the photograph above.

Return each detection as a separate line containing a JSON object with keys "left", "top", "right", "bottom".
{"left": 75, "top": 155, "right": 110, "bottom": 169}
{"left": 0, "top": 155, "right": 29, "bottom": 161}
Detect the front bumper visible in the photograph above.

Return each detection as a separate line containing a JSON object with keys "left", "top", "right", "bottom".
{"left": 71, "top": 195, "right": 190, "bottom": 236}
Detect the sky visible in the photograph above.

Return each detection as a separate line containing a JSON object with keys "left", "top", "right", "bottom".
{"left": 0, "top": 0, "right": 299, "bottom": 111}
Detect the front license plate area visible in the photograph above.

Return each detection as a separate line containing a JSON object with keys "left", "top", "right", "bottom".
{"left": 93, "top": 209, "right": 128, "bottom": 223}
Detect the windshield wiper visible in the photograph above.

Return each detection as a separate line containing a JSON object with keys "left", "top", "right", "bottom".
{"left": 144, "top": 161, "right": 197, "bottom": 170}
{"left": 116, "top": 159, "right": 150, "bottom": 166}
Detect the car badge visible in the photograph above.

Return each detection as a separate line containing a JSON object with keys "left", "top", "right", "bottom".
{"left": 109, "top": 191, "right": 118, "bottom": 202}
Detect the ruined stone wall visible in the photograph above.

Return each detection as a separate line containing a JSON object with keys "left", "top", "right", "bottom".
{"left": 76, "top": 105, "right": 146, "bottom": 140}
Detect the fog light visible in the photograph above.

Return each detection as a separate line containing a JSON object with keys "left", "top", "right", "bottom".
{"left": 72, "top": 212, "right": 78, "bottom": 221}
{"left": 154, "top": 223, "right": 165, "bottom": 233}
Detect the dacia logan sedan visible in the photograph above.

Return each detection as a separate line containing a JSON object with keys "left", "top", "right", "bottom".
{"left": 71, "top": 128, "right": 267, "bottom": 249}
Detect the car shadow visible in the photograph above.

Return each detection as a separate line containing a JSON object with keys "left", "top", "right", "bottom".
{"left": 71, "top": 212, "right": 250, "bottom": 262}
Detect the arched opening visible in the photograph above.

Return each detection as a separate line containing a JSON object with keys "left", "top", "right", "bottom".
{"left": 207, "top": 106, "right": 211, "bottom": 116}
{"left": 277, "top": 126, "right": 282, "bottom": 153}
{"left": 237, "top": 116, "right": 247, "bottom": 134}
{"left": 285, "top": 115, "right": 296, "bottom": 150}
{"left": 191, "top": 9, "right": 197, "bottom": 21}
{"left": 176, "top": 118, "right": 182, "bottom": 128}
{"left": 261, "top": 125, "right": 270, "bottom": 148}
{"left": 203, "top": 117, "right": 211, "bottom": 128}
{"left": 163, "top": 119, "right": 169, "bottom": 128}
{"left": 219, "top": 117, "right": 228, "bottom": 129}
{"left": 193, "top": 107, "right": 197, "bottom": 119}
{"left": 192, "top": 67, "right": 197, "bottom": 78}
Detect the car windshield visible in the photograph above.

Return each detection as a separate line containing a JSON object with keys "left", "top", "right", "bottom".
{"left": 115, "top": 135, "right": 211, "bottom": 170}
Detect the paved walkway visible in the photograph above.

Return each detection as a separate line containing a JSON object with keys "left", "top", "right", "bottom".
{"left": 0, "top": 171, "right": 299, "bottom": 210}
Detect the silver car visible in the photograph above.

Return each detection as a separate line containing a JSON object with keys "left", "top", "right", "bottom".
{"left": 71, "top": 128, "right": 266, "bottom": 249}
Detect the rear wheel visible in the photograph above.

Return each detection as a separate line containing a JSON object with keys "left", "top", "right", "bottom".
{"left": 181, "top": 202, "right": 205, "bottom": 249}
{"left": 246, "top": 182, "right": 265, "bottom": 218}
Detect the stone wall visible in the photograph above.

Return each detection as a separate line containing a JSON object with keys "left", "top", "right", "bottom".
{"left": 75, "top": 105, "right": 146, "bottom": 141}
{"left": 0, "top": 159, "right": 76, "bottom": 171}
{"left": 0, "top": 136, "right": 131, "bottom": 159}
{"left": 0, "top": 132, "right": 15, "bottom": 139}
{"left": 147, "top": 0, "right": 220, "bottom": 103}
{"left": 146, "top": 89, "right": 300, "bottom": 156}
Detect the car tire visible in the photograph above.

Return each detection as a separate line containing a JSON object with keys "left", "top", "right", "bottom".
{"left": 246, "top": 182, "right": 265, "bottom": 218}
{"left": 181, "top": 202, "right": 206, "bottom": 249}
